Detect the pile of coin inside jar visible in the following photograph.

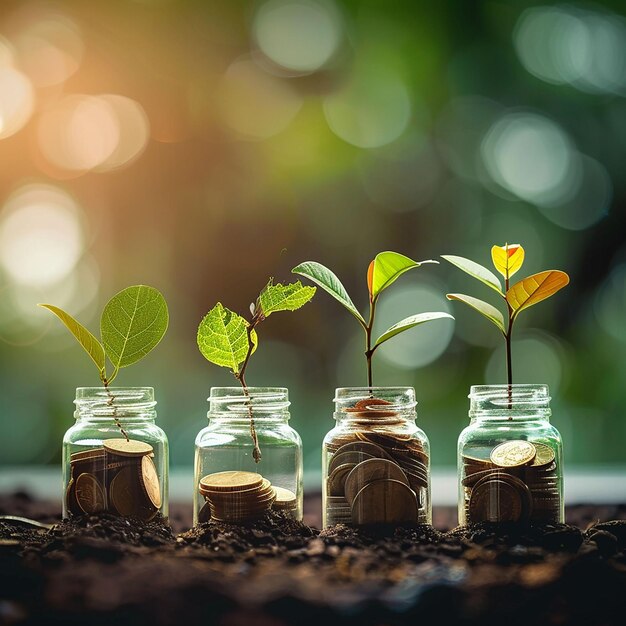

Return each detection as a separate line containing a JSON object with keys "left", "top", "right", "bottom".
{"left": 197, "top": 471, "right": 297, "bottom": 523}
{"left": 66, "top": 438, "right": 162, "bottom": 521}
{"left": 325, "top": 400, "right": 429, "bottom": 525}
{"left": 462, "top": 439, "right": 560, "bottom": 523}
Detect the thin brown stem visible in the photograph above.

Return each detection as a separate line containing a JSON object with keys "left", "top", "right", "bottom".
{"left": 505, "top": 274, "right": 513, "bottom": 412}
{"left": 364, "top": 298, "right": 377, "bottom": 393}
{"left": 103, "top": 377, "right": 129, "bottom": 442}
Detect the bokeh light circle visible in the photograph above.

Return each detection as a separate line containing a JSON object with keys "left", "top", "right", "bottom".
{"left": 376, "top": 283, "right": 454, "bottom": 369}
{"left": 0, "top": 66, "right": 35, "bottom": 139}
{"left": 323, "top": 69, "right": 411, "bottom": 148}
{"left": 0, "top": 184, "right": 84, "bottom": 287}
{"left": 253, "top": 0, "right": 341, "bottom": 74}
{"left": 481, "top": 112, "right": 575, "bottom": 207}
{"left": 217, "top": 58, "right": 303, "bottom": 139}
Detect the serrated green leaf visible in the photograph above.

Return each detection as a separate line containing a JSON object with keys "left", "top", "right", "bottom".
{"left": 258, "top": 279, "right": 316, "bottom": 317}
{"left": 446, "top": 293, "right": 506, "bottom": 334}
{"left": 374, "top": 312, "right": 454, "bottom": 348}
{"left": 292, "top": 261, "right": 366, "bottom": 326}
{"left": 38, "top": 304, "right": 106, "bottom": 376}
{"left": 370, "top": 251, "right": 437, "bottom": 299}
{"left": 101, "top": 285, "right": 169, "bottom": 372}
{"left": 507, "top": 270, "right": 569, "bottom": 319}
{"left": 197, "top": 303, "right": 258, "bottom": 373}
{"left": 442, "top": 255, "right": 503, "bottom": 295}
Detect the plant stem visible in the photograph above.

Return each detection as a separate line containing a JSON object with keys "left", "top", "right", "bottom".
{"left": 505, "top": 275, "right": 513, "bottom": 411}
{"left": 364, "top": 298, "right": 377, "bottom": 393}
{"left": 236, "top": 314, "right": 262, "bottom": 463}
{"left": 102, "top": 375, "right": 129, "bottom": 442}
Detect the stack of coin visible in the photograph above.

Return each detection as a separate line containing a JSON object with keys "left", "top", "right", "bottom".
{"left": 198, "top": 471, "right": 277, "bottom": 523}
{"left": 65, "top": 438, "right": 162, "bottom": 521}
{"left": 325, "top": 407, "right": 429, "bottom": 526}
{"left": 462, "top": 440, "right": 560, "bottom": 523}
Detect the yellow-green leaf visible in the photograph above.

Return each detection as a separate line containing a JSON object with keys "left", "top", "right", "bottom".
{"left": 506, "top": 271, "right": 570, "bottom": 319}
{"left": 491, "top": 243, "right": 525, "bottom": 279}
{"left": 374, "top": 312, "right": 454, "bottom": 348}
{"left": 258, "top": 279, "right": 316, "bottom": 317}
{"left": 446, "top": 293, "right": 506, "bottom": 335}
{"left": 370, "top": 251, "right": 436, "bottom": 300}
{"left": 441, "top": 255, "right": 503, "bottom": 295}
{"left": 38, "top": 304, "right": 106, "bottom": 376}
{"left": 197, "top": 303, "right": 258, "bottom": 374}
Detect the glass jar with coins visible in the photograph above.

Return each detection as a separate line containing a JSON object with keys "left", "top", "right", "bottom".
{"left": 323, "top": 387, "right": 430, "bottom": 528}
{"left": 458, "top": 384, "right": 563, "bottom": 525}
{"left": 194, "top": 387, "right": 302, "bottom": 525}
{"left": 62, "top": 387, "right": 168, "bottom": 521}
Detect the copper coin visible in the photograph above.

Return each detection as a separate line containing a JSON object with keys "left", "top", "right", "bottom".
{"left": 344, "top": 458, "right": 409, "bottom": 504}
{"left": 109, "top": 466, "right": 142, "bottom": 516}
{"left": 333, "top": 441, "right": 390, "bottom": 460}
{"left": 103, "top": 438, "right": 153, "bottom": 457}
{"left": 198, "top": 502, "right": 212, "bottom": 523}
{"left": 469, "top": 474, "right": 533, "bottom": 522}
{"left": 327, "top": 463, "right": 356, "bottom": 496}
{"left": 351, "top": 479, "right": 418, "bottom": 525}
{"left": 328, "top": 451, "right": 375, "bottom": 475}
{"left": 139, "top": 455, "right": 162, "bottom": 508}
{"left": 490, "top": 440, "right": 536, "bottom": 468}
{"left": 65, "top": 478, "right": 82, "bottom": 516}
{"left": 70, "top": 448, "right": 105, "bottom": 463}
{"left": 75, "top": 472, "right": 106, "bottom": 514}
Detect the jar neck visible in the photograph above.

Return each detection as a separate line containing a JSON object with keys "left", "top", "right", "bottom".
{"left": 74, "top": 387, "right": 156, "bottom": 423}
{"left": 207, "top": 387, "right": 290, "bottom": 423}
{"left": 469, "top": 384, "right": 551, "bottom": 422}
{"left": 334, "top": 387, "right": 417, "bottom": 426}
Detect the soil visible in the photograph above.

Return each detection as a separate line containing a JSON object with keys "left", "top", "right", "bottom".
{"left": 0, "top": 492, "right": 625, "bottom": 626}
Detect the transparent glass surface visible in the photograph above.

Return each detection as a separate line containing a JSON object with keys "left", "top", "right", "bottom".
{"left": 458, "top": 384, "right": 564, "bottom": 525}
{"left": 322, "top": 387, "right": 431, "bottom": 528}
{"left": 193, "top": 387, "right": 303, "bottom": 524}
{"left": 62, "top": 387, "right": 169, "bottom": 520}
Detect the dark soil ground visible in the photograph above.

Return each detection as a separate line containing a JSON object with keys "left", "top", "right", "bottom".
{"left": 1, "top": 492, "right": 625, "bottom": 626}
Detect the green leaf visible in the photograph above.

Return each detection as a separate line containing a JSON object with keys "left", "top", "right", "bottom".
{"left": 101, "top": 285, "right": 169, "bottom": 372}
{"left": 197, "top": 303, "right": 258, "bottom": 374}
{"left": 258, "top": 279, "right": 316, "bottom": 317}
{"left": 441, "top": 255, "right": 503, "bottom": 295}
{"left": 446, "top": 293, "right": 506, "bottom": 334}
{"left": 374, "top": 312, "right": 454, "bottom": 348}
{"left": 292, "top": 261, "right": 366, "bottom": 326}
{"left": 370, "top": 251, "right": 436, "bottom": 299}
{"left": 38, "top": 304, "right": 106, "bottom": 377}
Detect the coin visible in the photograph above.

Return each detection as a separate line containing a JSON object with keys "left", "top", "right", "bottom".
{"left": 490, "top": 440, "right": 536, "bottom": 467}
{"left": 65, "top": 478, "right": 82, "bottom": 516}
{"left": 344, "top": 458, "right": 409, "bottom": 504}
{"left": 351, "top": 479, "right": 418, "bottom": 525}
{"left": 198, "top": 502, "right": 212, "bottom": 523}
{"left": 328, "top": 450, "right": 375, "bottom": 475}
{"left": 528, "top": 443, "right": 556, "bottom": 468}
{"left": 333, "top": 441, "right": 390, "bottom": 460}
{"left": 327, "top": 463, "right": 356, "bottom": 496}
{"left": 103, "top": 438, "right": 153, "bottom": 457}
{"left": 469, "top": 474, "right": 532, "bottom": 522}
{"left": 109, "top": 466, "right": 141, "bottom": 517}
{"left": 199, "top": 471, "right": 263, "bottom": 492}
{"left": 139, "top": 455, "right": 162, "bottom": 508}
{"left": 75, "top": 472, "right": 106, "bottom": 514}
{"left": 71, "top": 448, "right": 106, "bottom": 463}
{"left": 272, "top": 487, "right": 297, "bottom": 509}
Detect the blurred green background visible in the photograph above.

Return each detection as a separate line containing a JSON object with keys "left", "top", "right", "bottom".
{"left": 1, "top": 0, "right": 625, "bottom": 476}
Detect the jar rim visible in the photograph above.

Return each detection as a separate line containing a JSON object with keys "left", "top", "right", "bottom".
{"left": 207, "top": 386, "right": 290, "bottom": 416}
{"left": 468, "top": 384, "right": 551, "bottom": 419}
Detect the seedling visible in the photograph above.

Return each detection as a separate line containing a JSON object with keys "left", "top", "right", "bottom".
{"left": 39, "top": 285, "right": 169, "bottom": 439}
{"left": 293, "top": 251, "right": 454, "bottom": 387}
{"left": 196, "top": 279, "right": 316, "bottom": 462}
{"left": 442, "top": 244, "right": 569, "bottom": 387}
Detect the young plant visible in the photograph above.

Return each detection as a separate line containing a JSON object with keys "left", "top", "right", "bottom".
{"left": 39, "top": 285, "right": 169, "bottom": 439}
{"left": 196, "top": 278, "right": 316, "bottom": 462}
{"left": 292, "top": 251, "right": 454, "bottom": 387}
{"left": 442, "top": 244, "right": 569, "bottom": 387}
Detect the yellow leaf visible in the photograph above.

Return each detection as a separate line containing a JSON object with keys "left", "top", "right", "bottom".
{"left": 491, "top": 243, "right": 525, "bottom": 279}
{"left": 367, "top": 259, "right": 374, "bottom": 300}
{"left": 507, "top": 270, "right": 569, "bottom": 318}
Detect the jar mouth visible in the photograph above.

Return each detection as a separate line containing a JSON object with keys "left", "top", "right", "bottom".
{"left": 469, "top": 384, "right": 551, "bottom": 418}
{"left": 74, "top": 387, "right": 156, "bottom": 418}
{"left": 208, "top": 386, "right": 290, "bottom": 416}
{"left": 334, "top": 387, "right": 417, "bottom": 422}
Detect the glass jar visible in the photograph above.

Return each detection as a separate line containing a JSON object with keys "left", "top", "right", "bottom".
{"left": 193, "top": 387, "right": 303, "bottom": 525}
{"left": 458, "top": 384, "right": 564, "bottom": 525}
{"left": 322, "top": 387, "right": 431, "bottom": 528}
{"left": 62, "top": 387, "right": 169, "bottom": 520}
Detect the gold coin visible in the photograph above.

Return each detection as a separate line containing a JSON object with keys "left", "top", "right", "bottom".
{"left": 139, "top": 455, "right": 162, "bottom": 508}
{"left": 199, "top": 471, "right": 263, "bottom": 492}
{"left": 272, "top": 487, "right": 297, "bottom": 509}
{"left": 103, "top": 438, "right": 153, "bottom": 457}
{"left": 344, "top": 458, "right": 409, "bottom": 504}
{"left": 351, "top": 478, "right": 418, "bottom": 525}
{"left": 529, "top": 443, "right": 556, "bottom": 468}
{"left": 75, "top": 472, "right": 106, "bottom": 514}
{"left": 490, "top": 440, "right": 536, "bottom": 467}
